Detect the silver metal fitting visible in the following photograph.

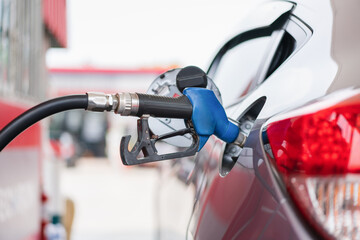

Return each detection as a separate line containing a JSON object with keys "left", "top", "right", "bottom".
{"left": 87, "top": 92, "right": 118, "bottom": 112}
{"left": 233, "top": 132, "right": 247, "bottom": 147}
{"left": 115, "top": 92, "right": 139, "bottom": 116}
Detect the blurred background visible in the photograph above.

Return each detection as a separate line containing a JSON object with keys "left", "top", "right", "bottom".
{"left": 0, "top": 0, "right": 259, "bottom": 239}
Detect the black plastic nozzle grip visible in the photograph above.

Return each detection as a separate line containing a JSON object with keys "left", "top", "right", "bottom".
{"left": 136, "top": 94, "right": 192, "bottom": 119}
{"left": 176, "top": 66, "right": 208, "bottom": 93}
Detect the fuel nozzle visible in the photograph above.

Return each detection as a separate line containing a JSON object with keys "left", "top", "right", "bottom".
{"left": 85, "top": 67, "right": 246, "bottom": 165}
{"left": 86, "top": 87, "right": 246, "bottom": 151}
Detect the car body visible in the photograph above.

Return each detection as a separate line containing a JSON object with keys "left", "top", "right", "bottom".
{"left": 155, "top": 0, "right": 360, "bottom": 239}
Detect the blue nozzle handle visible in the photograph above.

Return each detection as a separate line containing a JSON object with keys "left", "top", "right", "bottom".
{"left": 183, "top": 88, "right": 239, "bottom": 150}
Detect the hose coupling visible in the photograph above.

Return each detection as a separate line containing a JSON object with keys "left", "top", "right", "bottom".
{"left": 115, "top": 92, "right": 139, "bottom": 116}
{"left": 233, "top": 132, "right": 247, "bottom": 147}
{"left": 87, "top": 92, "right": 118, "bottom": 112}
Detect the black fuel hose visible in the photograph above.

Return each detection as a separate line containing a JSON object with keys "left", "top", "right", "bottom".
{"left": 0, "top": 94, "right": 88, "bottom": 151}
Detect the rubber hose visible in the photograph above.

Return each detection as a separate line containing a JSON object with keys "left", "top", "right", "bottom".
{"left": 0, "top": 94, "right": 88, "bottom": 151}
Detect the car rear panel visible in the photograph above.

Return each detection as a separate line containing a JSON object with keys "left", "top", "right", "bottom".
{"left": 188, "top": 121, "right": 316, "bottom": 239}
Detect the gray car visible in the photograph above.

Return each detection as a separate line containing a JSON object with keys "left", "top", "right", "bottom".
{"left": 155, "top": 0, "right": 360, "bottom": 239}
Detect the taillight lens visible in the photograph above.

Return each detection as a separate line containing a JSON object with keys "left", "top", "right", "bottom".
{"left": 265, "top": 94, "right": 360, "bottom": 239}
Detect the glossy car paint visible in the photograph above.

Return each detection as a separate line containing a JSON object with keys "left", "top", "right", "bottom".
{"left": 156, "top": 0, "right": 360, "bottom": 239}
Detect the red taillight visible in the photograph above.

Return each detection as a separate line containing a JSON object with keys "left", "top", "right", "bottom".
{"left": 265, "top": 93, "right": 360, "bottom": 239}
{"left": 267, "top": 105, "right": 360, "bottom": 175}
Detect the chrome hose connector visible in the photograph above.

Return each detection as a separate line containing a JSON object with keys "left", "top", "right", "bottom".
{"left": 87, "top": 92, "right": 118, "bottom": 112}
{"left": 115, "top": 92, "right": 139, "bottom": 116}
{"left": 233, "top": 132, "right": 247, "bottom": 147}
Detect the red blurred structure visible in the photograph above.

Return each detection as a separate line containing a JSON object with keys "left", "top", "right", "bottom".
{"left": 43, "top": 0, "right": 67, "bottom": 48}
{"left": 0, "top": 1, "right": 67, "bottom": 239}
